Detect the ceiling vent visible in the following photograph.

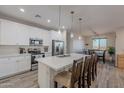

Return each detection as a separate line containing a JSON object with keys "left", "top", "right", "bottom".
{"left": 35, "top": 14, "right": 41, "bottom": 18}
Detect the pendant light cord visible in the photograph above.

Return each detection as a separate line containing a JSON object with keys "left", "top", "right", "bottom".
{"left": 71, "top": 11, "right": 74, "bottom": 33}
{"left": 79, "top": 18, "right": 82, "bottom": 34}
{"left": 58, "top": 5, "right": 61, "bottom": 30}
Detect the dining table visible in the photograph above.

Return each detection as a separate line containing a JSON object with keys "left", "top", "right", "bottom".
{"left": 36, "top": 53, "right": 90, "bottom": 88}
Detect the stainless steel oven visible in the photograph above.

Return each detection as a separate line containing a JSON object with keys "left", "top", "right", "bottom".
{"left": 28, "top": 49, "right": 45, "bottom": 71}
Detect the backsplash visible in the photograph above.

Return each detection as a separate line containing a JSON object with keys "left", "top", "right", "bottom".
{"left": 0, "top": 45, "right": 46, "bottom": 55}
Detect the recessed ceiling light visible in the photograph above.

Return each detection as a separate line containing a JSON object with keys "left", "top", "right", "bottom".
{"left": 20, "top": 8, "right": 25, "bottom": 12}
{"left": 47, "top": 19, "right": 51, "bottom": 23}
{"left": 62, "top": 26, "right": 65, "bottom": 29}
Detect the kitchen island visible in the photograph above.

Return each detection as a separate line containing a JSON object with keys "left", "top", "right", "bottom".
{"left": 37, "top": 53, "right": 90, "bottom": 88}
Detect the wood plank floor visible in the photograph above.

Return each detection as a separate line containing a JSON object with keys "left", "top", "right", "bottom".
{"left": 91, "top": 62, "right": 124, "bottom": 88}
{"left": 0, "top": 62, "right": 124, "bottom": 88}
{"left": 0, "top": 70, "right": 38, "bottom": 88}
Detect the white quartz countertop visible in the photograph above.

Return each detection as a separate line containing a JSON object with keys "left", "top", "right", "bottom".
{"left": 0, "top": 53, "right": 31, "bottom": 58}
{"left": 37, "top": 53, "right": 90, "bottom": 71}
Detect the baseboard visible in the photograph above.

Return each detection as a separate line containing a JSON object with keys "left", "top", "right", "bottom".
{"left": 0, "top": 69, "right": 31, "bottom": 80}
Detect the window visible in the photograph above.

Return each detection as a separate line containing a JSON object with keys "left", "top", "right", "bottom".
{"left": 93, "top": 38, "right": 107, "bottom": 50}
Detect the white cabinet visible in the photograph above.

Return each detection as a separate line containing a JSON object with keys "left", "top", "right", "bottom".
{"left": 0, "top": 19, "right": 29, "bottom": 45}
{"left": 16, "top": 24, "right": 29, "bottom": 45}
{"left": 16, "top": 56, "right": 31, "bottom": 72}
{"left": 0, "top": 58, "right": 17, "bottom": 78}
{"left": 43, "top": 31, "right": 51, "bottom": 46}
{"left": 0, "top": 19, "right": 51, "bottom": 46}
{"left": 28, "top": 26, "right": 50, "bottom": 46}
{"left": 0, "top": 55, "right": 31, "bottom": 79}
{"left": 0, "top": 20, "right": 20, "bottom": 45}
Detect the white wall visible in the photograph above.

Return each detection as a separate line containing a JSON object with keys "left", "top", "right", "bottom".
{"left": 67, "top": 32, "right": 85, "bottom": 53}
{"left": 115, "top": 30, "right": 124, "bottom": 66}
{"left": 0, "top": 45, "right": 19, "bottom": 55}
{"left": 116, "top": 30, "right": 124, "bottom": 54}
{"left": 72, "top": 39, "right": 85, "bottom": 52}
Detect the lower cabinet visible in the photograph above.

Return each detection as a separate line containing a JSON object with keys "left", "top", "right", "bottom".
{"left": 16, "top": 56, "right": 31, "bottom": 72}
{"left": 0, "top": 55, "right": 31, "bottom": 79}
{"left": 0, "top": 58, "right": 17, "bottom": 78}
{"left": 117, "top": 54, "right": 124, "bottom": 69}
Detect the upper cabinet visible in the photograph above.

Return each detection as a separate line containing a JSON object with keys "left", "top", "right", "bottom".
{"left": 0, "top": 19, "right": 66, "bottom": 49}
{"left": 0, "top": 19, "right": 29, "bottom": 45}
{"left": 0, "top": 19, "right": 50, "bottom": 46}
{"left": 27, "top": 25, "right": 51, "bottom": 46}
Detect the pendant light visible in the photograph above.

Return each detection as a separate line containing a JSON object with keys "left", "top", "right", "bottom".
{"left": 58, "top": 5, "right": 61, "bottom": 34}
{"left": 78, "top": 18, "right": 82, "bottom": 40}
{"left": 70, "top": 11, "right": 74, "bottom": 38}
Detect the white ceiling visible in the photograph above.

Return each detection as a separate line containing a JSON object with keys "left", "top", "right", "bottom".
{"left": 0, "top": 5, "right": 123, "bottom": 36}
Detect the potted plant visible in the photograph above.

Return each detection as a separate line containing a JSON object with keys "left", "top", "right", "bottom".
{"left": 108, "top": 46, "right": 115, "bottom": 62}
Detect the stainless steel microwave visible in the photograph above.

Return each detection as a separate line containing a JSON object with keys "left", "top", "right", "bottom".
{"left": 29, "top": 38, "right": 43, "bottom": 46}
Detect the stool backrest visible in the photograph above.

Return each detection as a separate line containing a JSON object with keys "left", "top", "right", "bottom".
{"left": 88, "top": 54, "right": 95, "bottom": 72}
{"left": 83, "top": 56, "right": 91, "bottom": 75}
{"left": 71, "top": 57, "right": 83, "bottom": 88}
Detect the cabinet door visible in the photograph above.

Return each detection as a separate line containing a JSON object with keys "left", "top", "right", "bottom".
{"left": 0, "top": 20, "right": 20, "bottom": 45}
{"left": 0, "top": 20, "right": 29, "bottom": 45}
{"left": 43, "top": 31, "right": 51, "bottom": 46}
{"left": 0, "top": 58, "right": 17, "bottom": 78}
{"left": 21, "top": 56, "right": 31, "bottom": 71}
{"left": 117, "top": 55, "right": 124, "bottom": 68}
{"left": 16, "top": 24, "right": 29, "bottom": 45}
{"left": 24, "top": 56, "right": 31, "bottom": 70}
{"left": 16, "top": 56, "right": 31, "bottom": 72}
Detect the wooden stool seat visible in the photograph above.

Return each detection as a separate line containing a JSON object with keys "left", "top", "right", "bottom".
{"left": 54, "top": 71, "right": 72, "bottom": 88}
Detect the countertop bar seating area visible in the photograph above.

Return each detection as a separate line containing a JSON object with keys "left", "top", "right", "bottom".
{"left": 37, "top": 53, "right": 97, "bottom": 88}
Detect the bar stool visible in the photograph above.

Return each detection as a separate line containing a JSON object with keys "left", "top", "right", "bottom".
{"left": 81, "top": 56, "right": 91, "bottom": 88}
{"left": 92, "top": 53, "right": 98, "bottom": 81}
{"left": 54, "top": 57, "right": 83, "bottom": 88}
{"left": 94, "top": 54, "right": 98, "bottom": 77}
{"left": 87, "top": 54, "right": 95, "bottom": 86}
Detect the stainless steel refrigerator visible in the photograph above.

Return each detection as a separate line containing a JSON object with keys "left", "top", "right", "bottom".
{"left": 52, "top": 40, "right": 64, "bottom": 56}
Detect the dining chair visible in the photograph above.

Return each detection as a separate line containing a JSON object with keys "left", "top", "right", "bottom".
{"left": 97, "top": 50, "right": 106, "bottom": 63}
{"left": 88, "top": 49, "right": 95, "bottom": 55}
{"left": 54, "top": 57, "right": 83, "bottom": 88}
